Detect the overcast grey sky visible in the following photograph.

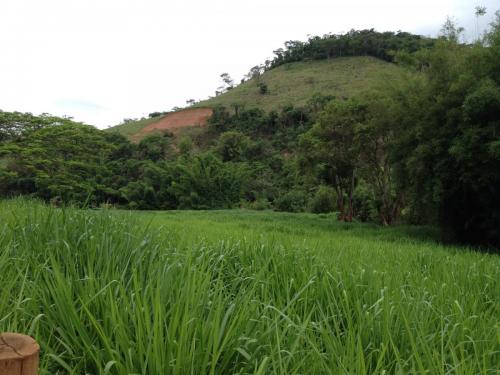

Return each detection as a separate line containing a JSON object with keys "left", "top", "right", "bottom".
{"left": 0, "top": 0, "right": 497, "bottom": 128}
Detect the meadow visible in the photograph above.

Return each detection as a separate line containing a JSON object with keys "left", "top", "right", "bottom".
{"left": 0, "top": 199, "right": 498, "bottom": 374}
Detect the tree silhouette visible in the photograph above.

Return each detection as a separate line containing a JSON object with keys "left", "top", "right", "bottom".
{"left": 475, "top": 6, "right": 487, "bottom": 42}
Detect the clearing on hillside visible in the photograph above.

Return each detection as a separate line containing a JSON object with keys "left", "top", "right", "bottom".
{"left": 129, "top": 107, "right": 213, "bottom": 142}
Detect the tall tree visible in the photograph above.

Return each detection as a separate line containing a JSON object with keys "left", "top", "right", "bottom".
{"left": 392, "top": 18, "right": 500, "bottom": 247}
{"left": 299, "top": 99, "right": 361, "bottom": 221}
{"left": 475, "top": 6, "right": 487, "bottom": 42}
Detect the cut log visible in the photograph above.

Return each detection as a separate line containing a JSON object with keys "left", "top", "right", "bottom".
{"left": 0, "top": 333, "right": 39, "bottom": 375}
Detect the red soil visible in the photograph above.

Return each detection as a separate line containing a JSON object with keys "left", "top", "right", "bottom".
{"left": 132, "top": 107, "right": 213, "bottom": 142}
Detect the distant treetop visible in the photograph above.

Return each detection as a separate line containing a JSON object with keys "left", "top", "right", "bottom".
{"left": 265, "top": 29, "right": 435, "bottom": 71}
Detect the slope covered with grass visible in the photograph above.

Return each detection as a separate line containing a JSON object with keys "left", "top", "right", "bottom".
{"left": 108, "top": 56, "right": 406, "bottom": 139}
{"left": 106, "top": 116, "right": 164, "bottom": 137}
{"left": 0, "top": 199, "right": 498, "bottom": 374}
{"left": 196, "top": 56, "right": 406, "bottom": 111}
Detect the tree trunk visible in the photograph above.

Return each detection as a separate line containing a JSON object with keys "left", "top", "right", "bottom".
{"left": 334, "top": 175, "right": 345, "bottom": 221}
{"left": 346, "top": 171, "right": 355, "bottom": 222}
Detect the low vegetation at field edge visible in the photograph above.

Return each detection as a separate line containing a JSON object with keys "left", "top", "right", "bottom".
{"left": 1, "top": 200, "right": 498, "bottom": 374}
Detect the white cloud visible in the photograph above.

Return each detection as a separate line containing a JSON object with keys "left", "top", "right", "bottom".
{"left": 0, "top": 0, "right": 497, "bottom": 128}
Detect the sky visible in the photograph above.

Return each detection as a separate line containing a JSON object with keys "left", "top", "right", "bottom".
{"left": 0, "top": 0, "right": 498, "bottom": 129}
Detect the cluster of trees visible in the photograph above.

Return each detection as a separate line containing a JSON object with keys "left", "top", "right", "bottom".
{"left": 206, "top": 16, "right": 500, "bottom": 248}
{"left": 299, "top": 16, "right": 500, "bottom": 247}
{"left": 0, "top": 116, "right": 247, "bottom": 210}
{"left": 265, "top": 29, "right": 435, "bottom": 70}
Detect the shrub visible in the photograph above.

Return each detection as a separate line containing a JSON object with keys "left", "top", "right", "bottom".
{"left": 169, "top": 153, "right": 247, "bottom": 209}
{"left": 309, "top": 185, "right": 336, "bottom": 213}
{"left": 215, "top": 131, "right": 251, "bottom": 162}
{"left": 275, "top": 190, "right": 307, "bottom": 212}
{"left": 353, "top": 182, "right": 378, "bottom": 222}
{"left": 258, "top": 82, "right": 268, "bottom": 95}
{"left": 241, "top": 198, "right": 271, "bottom": 211}
{"left": 178, "top": 136, "right": 193, "bottom": 156}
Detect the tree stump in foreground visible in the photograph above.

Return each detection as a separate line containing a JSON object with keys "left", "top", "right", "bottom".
{"left": 0, "top": 333, "right": 39, "bottom": 375}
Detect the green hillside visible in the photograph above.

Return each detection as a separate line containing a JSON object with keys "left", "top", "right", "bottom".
{"left": 109, "top": 56, "right": 405, "bottom": 138}
{"left": 197, "top": 56, "right": 405, "bottom": 111}
{"left": 106, "top": 116, "right": 163, "bottom": 137}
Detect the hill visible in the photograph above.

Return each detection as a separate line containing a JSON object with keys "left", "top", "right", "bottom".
{"left": 108, "top": 56, "right": 406, "bottom": 140}
{"left": 197, "top": 56, "right": 405, "bottom": 111}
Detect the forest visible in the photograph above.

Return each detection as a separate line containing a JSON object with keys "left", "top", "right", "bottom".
{"left": 1, "top": 18, "right": 499, "bottom": 249}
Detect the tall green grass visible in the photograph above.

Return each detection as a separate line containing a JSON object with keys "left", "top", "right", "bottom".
{"left": 0, "top": 199, "right": 498, "bottom": 374}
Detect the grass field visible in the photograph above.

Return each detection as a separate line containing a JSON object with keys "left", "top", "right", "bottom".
{"left": 0, "top": 200, "right": 498, "bottom": 374}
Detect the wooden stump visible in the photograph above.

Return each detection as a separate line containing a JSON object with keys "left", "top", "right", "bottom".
{"left": 0, "top": 333, "right": 39, "bottom": 375}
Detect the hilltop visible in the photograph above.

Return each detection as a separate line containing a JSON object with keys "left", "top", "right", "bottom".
{"left": 197, "top": 56, "right": 405, "bottom": 111}
{"left": 108, "top": 56, "right": 406, "bottom": 141}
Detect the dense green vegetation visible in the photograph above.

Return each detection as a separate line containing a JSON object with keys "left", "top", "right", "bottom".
{"left": 1, "top": 18, "right": 500, "bottom": 248}
{"left": 0, "top": 200, "right": 498, "bottom": 374}
{"left": 266, "top": 29, "right": 435, "bottom": 69}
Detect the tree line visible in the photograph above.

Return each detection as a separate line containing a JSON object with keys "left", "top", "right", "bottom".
{"left": 241, "top": 29, "right": 435, "bottom": 77}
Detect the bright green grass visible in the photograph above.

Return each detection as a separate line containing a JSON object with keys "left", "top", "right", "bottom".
{"left": 0, "top": 199, "right": 498, "bottom": 374}
{"left": 196, "top": 56, "right": 406, "bottom": 112}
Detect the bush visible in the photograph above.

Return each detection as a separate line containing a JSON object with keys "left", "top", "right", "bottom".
{"left": 353, "top": 182, "right": 377, "bottom": 222}
{"left": 215, "top": 131, "right": 251, "bottom": 162}
{"left": 274, "top": 190, "right": 307, "bottom": 212}
{"left": 309, "top": 185, "right": 336, "bottom": 213}
{"left": 178, "top": 136, "right": 193, "bottom": 156}
{"left": 242, "top": 198, "right": 271, "bottom": 211}
{"left": 169, "top": 153, "right": 247, "bottom": 209}
{"left": 258, "top": 82, "right": 268, "bottom": 95}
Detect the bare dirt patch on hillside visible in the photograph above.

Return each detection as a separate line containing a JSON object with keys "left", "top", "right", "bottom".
{"left": 131, "top": 108, "right": 213, "bottom": 142}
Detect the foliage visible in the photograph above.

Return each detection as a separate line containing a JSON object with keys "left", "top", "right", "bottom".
{"left": 353, "top": 180, "right": 378, "bottom": 222}
{"left": 243, "top": 197, "right": 272, "bottom": 210}
{"left": 169, "top": 153, "right": 248, "bottom": 209}
{"left": 119, "top": 160, "right": 177, "bottom": 210}
{"left": 389, "top": 21, "right": 500, "bottom": 247}
{"left": 309, "top": 185, "right": 337, "bottom": 213}
{"left": 0, "top": 122, "right": 122, "bottom": 204}
{"left": 177, "top": 135, "right": 194, "bottom": 156}
{"left": 268, "top": 29, "right": 435, "bottom": 69}
{"left": 275, "top": 190, "right": 307, "bottom": 212}
{"left": 257, "top": 82, "right": 268, "bottom": 94}
{"left": 299, "top": 99, "right": 361, "bottom": 221}
{"left": 137, "top": 133, "right": 174, "bottom": 161}
{"left": 0, "top": 110, "right": 76, "bottom": 142}
{"left": 215, "top": 131, "right": 252, "bottom": 162}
